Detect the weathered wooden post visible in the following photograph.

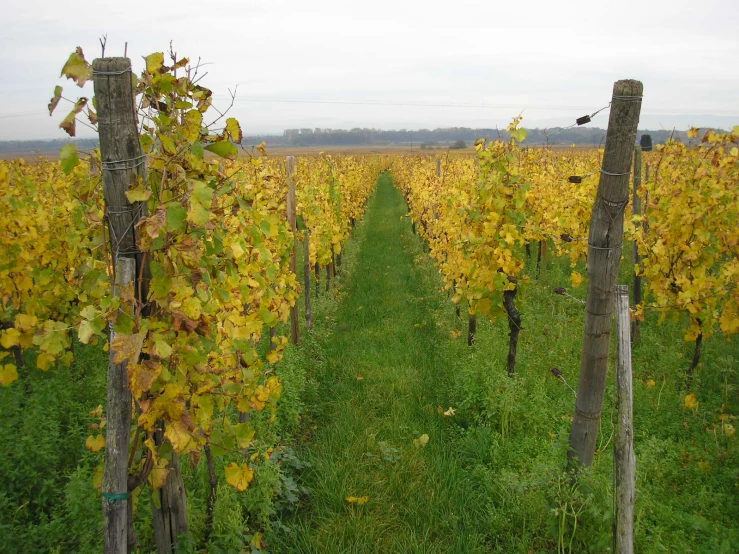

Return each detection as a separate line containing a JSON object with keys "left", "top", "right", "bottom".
{"left": 569, "top": 80, "right": 643, "bottom": 467}
{"left": 93, "top": 56, "right": 145, "bottom": 554}
{"left": 615, "top": 285, "right": 635, "bottom": 554}
{"left": 95, "top": 56, "right": 189, "bottom": 554}
{"left": 631, "top": 147, "right": 643, "bottom": 346}
{"left": 503, "top": 278, "right": 521, "bottom": 376}
{"left": 436, "top": 157, "right": 441, "bottom": 178}
{"left": 286, "top": 156, "right": 300, "bottom": 345}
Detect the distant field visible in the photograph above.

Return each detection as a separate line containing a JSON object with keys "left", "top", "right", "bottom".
{"left": 0, "top": 143, "right": 602, "bottom": 161}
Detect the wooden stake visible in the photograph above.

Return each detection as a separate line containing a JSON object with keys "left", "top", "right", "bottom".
{"left": 286, "top": 156, "right": 300, "bottom": 345}
{"left": 102, "top": 258, "right": 135, "bottom": 554}
{"left": 93, "top": 56, "right": 147, "bottom": 554}
{"left": 569, "top": 80, "right": 643, "bottom": 468}
{"left": 615, "top": 285, "right": 635, "bottom": 554}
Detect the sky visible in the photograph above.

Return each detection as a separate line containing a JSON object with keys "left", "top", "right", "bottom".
{"left": 1, "top": 0, "right": 737, "bottom": 140}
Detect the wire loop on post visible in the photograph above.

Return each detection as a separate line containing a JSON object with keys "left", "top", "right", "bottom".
{"left": 92, "top": 67, "right": 133, "bottom": 76}
{"left": 600, "top": 168, "right": 631, "bottom": 177}
{"left": 101, "top": 154, "right": 147, "bottom": 172}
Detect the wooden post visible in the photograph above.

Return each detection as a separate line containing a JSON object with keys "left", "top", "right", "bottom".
{"left": 436, "top": 157, "right": 441, "bottom": 178}
{"left": 468, "top": 313, "right": 477, "bottom": 346}
{"left": 503, "top": 278, "right": 521, "bottom": 376}
{"left": 150, "top": 436, "right": 189, "bottom": 554}
{"left": 93, "top": 56, "right": 148, "bottom": 554}
{"left": 569, "top": 80, "right": 643, "bottom": 468}
{"left": 286, "top": 156, "right": 300, "bottom": 345}
{"left": 102, "top": 258, "right": 135, "bottom": 554}
{"left": 303, "top": 230, "right": 313, "bottom": 330}
{"left": 631, "top": 147, "right": 643, "bottom": 346}
{"left": 326, "top": 258, "right": 333, "bottom": 292}
{"left": 94, "top": 56, "right": 188, "bottom": 554}
{"left": 615, "top": 285, "right": 635, "bottom": 554}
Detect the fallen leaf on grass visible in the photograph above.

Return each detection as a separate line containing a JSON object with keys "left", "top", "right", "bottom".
{"left": 346, "top": 496, "right": 369, "bottom": 505}
{"left": 414, "top": 433, "right": 429, "bottom": 448}
{"left": 685, "top": 393, "right": 698, "bottom": 410}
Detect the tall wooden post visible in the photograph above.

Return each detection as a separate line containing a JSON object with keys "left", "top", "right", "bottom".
{"left": 286, "top": 156, "right": 300, "bottom": 345}
{"left": 436, "top": 157, "right": 441, "bottom": 178}
{"left": 569, "top": 80, "right": 643, "bottom": 467}
{"left": 615, "top": 285, "right": 636, "bottom": 554}
{"left": 103, "top": 259, "right": 135, "bottom": 554}
{"left": 94, "top": 56, "right": 147, "bottom": 554}
{"left": 631, "top": 147, "right": 643, "bottom": 345}
{"left": 303, "top": 230, "right": 313, "bottom": 330}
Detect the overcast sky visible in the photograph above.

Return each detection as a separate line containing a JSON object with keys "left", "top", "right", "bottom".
{"left": 1, "top": 0, "right": 737, "bottom": 140}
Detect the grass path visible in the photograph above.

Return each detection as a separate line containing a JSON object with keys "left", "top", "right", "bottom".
{"left": 274, "top": 174, "right": 489, "bottom": 553}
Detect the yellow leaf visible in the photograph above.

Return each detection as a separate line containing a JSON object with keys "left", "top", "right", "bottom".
{"left": 14, "top": 314, "right": 38, "bottom": 331}
{"left": 570, "top": 271, "right": 585, "bottom": 288}
{"left": 165, "top": 420, "right": 194, "bottom": 454}
{"left": 145, "top": 52, "right": 164, "bottom": 74}
{"left": 0, "top": 328, "right": 21, "bottom": 349}
{"left": 684, "top": 393, "right": 698, "bottom": 411}
{"left": 414, "top": 433, "right": 430, "bottom": 447}
{"left": 646, "top": 379, "right": 656, "bottom": 388}
{"left": 86, "top": 434, "right": 106, "bottom": 452}
{"left": 443, "top": 407, "right": 456, "bottom": 417}
{"left": 0, "top": 364, "right": 19, "bottom": 386}
{"left": 148, "top": 458, "right": 171, "bottom": 490}
{"left": 37, "top": 353, "right": 55, "bottom": 371}
{"left": 345, "top": 496, "right": 369, "bottom": 505}
{"left": 225, "top": 462, "right": 254, "bottom": 491}
{"left": 111, "top": 332, "right": 145, "bottom": 365}
{"left": 266, "top": 350, "right": 282, "bottom": 365}
{"left": 125, "top": 185, "right": 151, "bottom": 203}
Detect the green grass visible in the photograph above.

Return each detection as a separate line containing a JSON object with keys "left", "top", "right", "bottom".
{"left": 271, "top": 172, "right": 738, "bottom": 553}
{"left": 270, "top": 173, "right": 490, "bottom": 553}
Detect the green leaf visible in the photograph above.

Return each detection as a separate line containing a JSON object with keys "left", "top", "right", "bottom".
{"left": 232, "top": 423, "right": 256, "bottom": 449}
{"left": 191, "top": 141, "right": 204, "bottom": 159}
{"left": 48, "top": 86, "right": 63, "bottom": 116}
{"left": 159, "top": 134, "right": 177, "bottom": 155}
{"left": 59, "top": 143, "right": 80, "bottom": 175}
{"left": 155, "top": 339, "right": 172, "bottom": 359}
{"left": 191, "top": 181, "right": 214, "bottom": 206}
{"left": 511, "top": 128, "right": 527, "bottom": 143}
{"left": 204, "top": 141, "right": 237, "bottom": 159}
{"left": 140, "top": 134, "right": 154, "bottom": 153}
{"left": 165, "top": 203, "right": 188, "bottom": 232}
{"left": 60, "top": 47, "right": 92, "bottom": 87}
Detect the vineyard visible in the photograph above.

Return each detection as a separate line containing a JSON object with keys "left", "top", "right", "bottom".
{"left": 0, "top": 49, "right": 737, "bottom": 554}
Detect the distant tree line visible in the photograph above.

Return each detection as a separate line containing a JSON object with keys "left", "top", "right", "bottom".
{"left": 1, "top": 127, "right": 721, "bottom": 153}
{"left": 261, "top": 127, "right": 711, "bottom": 148}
